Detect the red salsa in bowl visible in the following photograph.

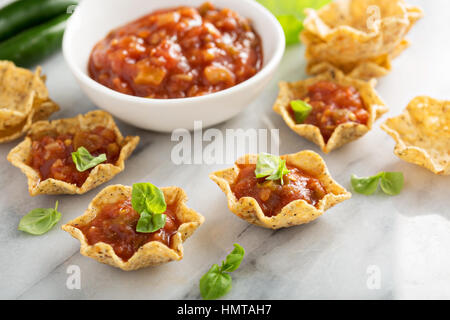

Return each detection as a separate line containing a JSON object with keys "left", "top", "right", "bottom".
{"left": 88, "top": 2, "right": 263, "bottom": 99}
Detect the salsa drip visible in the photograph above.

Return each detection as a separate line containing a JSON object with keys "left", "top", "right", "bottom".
{"left": 291, "top": 80, "right": 369, "bottom": 142}
{"left": 29, "top": 126, "right": 121, "bottom": 187}
{"left": 78, "top": 199, "right": 181, "bottom": 262}
{"left": 231, "top": 163, "right": 326, "bottom": 217}
{"left": 88, "top": 2, "right": 263, "bottom": 98}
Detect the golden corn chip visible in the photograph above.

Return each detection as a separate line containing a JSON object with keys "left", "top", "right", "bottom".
{"left": 381, "top": 96, "right": 450, "bottom": 175}
{"left": 273, "top": 69, "right": 387, "bottom": 153}
{"left": 305, "top": 52, "right": 393, "bottom": 81}
{"left": 62, "top": 185, "right": 205, "bottom": 271}
{"left": 301, "top": 0, "right": 423, "bottom": 80}
{"left": 0, "top": 61, "right": 59, "bottom": 142}
{"left": 209, "top": 151, "right": 351, "bottom": 229}
{"left": 7, "top": 110, "right": 140, "bottom": 195}
{"left": 0, "top": 101, "right": 60, "bottom": 144}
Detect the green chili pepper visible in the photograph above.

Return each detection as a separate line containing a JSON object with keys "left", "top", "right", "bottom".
{"left": 0, "top": 0, "right": 77, "bottom": 42}
{"left": 0, "top": 14, "right": 70, "bottom": 67}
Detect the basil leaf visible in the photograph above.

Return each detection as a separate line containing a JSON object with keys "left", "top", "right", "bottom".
{"left": 256, "top": 0, "right": 332, "bottom": 45}
{"left": 136, "top": 210, "right": 152, "bottom": 233}
{"left": 152, "top": 213, "right": 167, "bottom": 230}
{"left": 255, "top": 153, "right": 280, "bottom": 178}
{"left": 18, "top": 201, "right": 61, "bottom": 235}
{"left": 71, "top": 147, "right": 106, "bottom": 172}
{"left": 351, "top": 172, "right": 404, "bottom": 196}
{"left": 290, "top": 100, "right": 312, "bottom": 124}
{"left": 379, "top": 172, "right": 404, "bottom": 196}
{"left": 132, "top": 183, "right": 167, "bottom": 233}
{"left": 255, "top": 153, "right": 289, "bottom": 184}
{"left": 131, "top": 183, "right": 166, "bottom": 214}
{"left": 221, "top": 244, "right": 245, "bottom": 273}
{"left": 199, "top": 244, "right": 245, "bottom": 300}
{"left": 351, "top": 174, "right": 381, "bottom": 195}
{"left": 266, "top": 159, "right": 289, "bottom": 185}
{"left": 199, "top": 264, "right": 232, "bottom": 300}
{"left": 136, "top": 210, "right": 167, "bottom": 233}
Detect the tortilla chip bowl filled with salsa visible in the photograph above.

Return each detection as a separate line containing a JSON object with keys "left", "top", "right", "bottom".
{"left": 7, "top": 110, "right": 139, "bottom": 196}
{"left": 209, "top": 151, "right": 351, "bottom": 229}
{"left": 273, "top": 69, "right": 388, "bottom": 153}
{"left": 63, "top": 0, "right": 285, "bottom": 132}
{"left": 62, "top": 184, "right": 205, "bottom": 270}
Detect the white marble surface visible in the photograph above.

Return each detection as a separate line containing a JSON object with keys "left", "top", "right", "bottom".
{"left": 0, "top": 0, "right": 449, "bottom": 300}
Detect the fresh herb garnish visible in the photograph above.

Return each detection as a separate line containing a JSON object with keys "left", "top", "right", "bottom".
{"left": 71, "top": 147, "right": 106, "bottom": 172}
{"left": 351, "top": 172, "right": 404, "bottom": 195}
{"left": 132, "top": 183, "right": 167, "bottom": 233}
{"left": 378, "top": 172, "right": 404, "bottom": 196}
{"left": 18, "top": 201, "right": 61, "bottom": 235}
{"left": 256, "top": 0, "right": 332, "bottom": 45}
{"left": 290, "top": 99, "right": 312, "bottom": 124}
{"left": 255, "top": 153, "right": 289, "bottom": 185}
{"left": 136, "top": 210, "right": 166, "bottom": 233}
{"left": 200, "top": 244, "right": 245, "bottom": 300}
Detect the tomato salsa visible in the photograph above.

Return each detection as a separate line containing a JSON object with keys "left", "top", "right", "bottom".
{"left": 78, "top": 199, "right": 180, "bottom": 261}
{"left": 29, "top": 127, "right": 121, "bottom": 187}
{"left": 88, "top": 2, "right": 263, "bottom": 99}
{"left": 231, "top": 163, "right": 326, "bottom": 217}
{"left": 291, "top": 81, "right": 369, "bottom": 142}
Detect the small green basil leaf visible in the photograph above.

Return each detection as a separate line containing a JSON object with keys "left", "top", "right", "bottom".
{"left": 136, "top": 210, "right": 166, "bottom": 233}
{"left": 71, "top": 147, "right": 106, "bottom": 172}
{"left": 199, "top": 244, "right": 245, "bottom": 300}
{"left": 18, "top": 201, "right": 61, "bottom": 235}
{"left": 136, "top": 210, "right": 152, "bottom": 233}
{"left": 290, "top": 100, "right": 312, "bottom": 124}
{"left": 255, "top": 153, "right": 289, "bottom": 184}
{"left": 351, "top": 174, "right": 381, "bottom": 195}
{"left": 152, "top": 213, "right": 167, "bottom": 231}
{"left": 132, "top": 183, "right": 166, "bottom": 214}
{"left": 266, "top": 159, "right": 289, "bottom": 185}
{"left": 255, "top": 153, "right": 280, "bottom": 178}
{"left": 199, "top": 264, "right": 232, "bottom": 300}
{"left": 221, "top": 244, "right": 245, "bottom": 273}
{"left": 379, "top": 172, "right": 404, "bottom": 196}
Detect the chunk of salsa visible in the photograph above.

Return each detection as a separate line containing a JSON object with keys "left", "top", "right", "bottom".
{"left": 231, "top": 163, "right": 326, "bottom": 217}
{"left": 29, "top": 127, "right": 121, "bottom": 187}
{"left": 88, "top": 2, "right": 263, "bottom": 99}
{"left": 78, "top": 199, "right": 180, "bottom": 261}
{"left": 290, "top": 81, "right": 369, "bottom": 142}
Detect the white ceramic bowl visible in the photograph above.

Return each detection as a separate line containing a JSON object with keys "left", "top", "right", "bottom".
{"left": 63, "top": 0, "right": 285, "bottom": 132}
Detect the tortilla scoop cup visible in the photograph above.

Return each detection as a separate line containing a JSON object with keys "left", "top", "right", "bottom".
{"left": 273, "top": 69, "right": 387, "bottom": 153}
{"left": 209, "top": 150, "right": 351, "bottom": 229}
{"left": 381, "top": 96, "right": 450, "bottom": 175}
{"left": 62, "top": 185, "right": 205, "bottom": 270}
{"left": 0, "top": 61, "right": 59, "bottom": 143}
{"left": 300, "top": 0, "right": 423, "bottom": 79}
{"left": 7, "top": 110, "right": 139, "bottom": 195}
{"left": 0, "top": 101, "right": 60, "bottom": 144}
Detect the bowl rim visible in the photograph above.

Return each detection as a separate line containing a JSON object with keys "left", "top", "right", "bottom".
{"left": 63, "top": 0, "right": 285, "bottom": 106}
